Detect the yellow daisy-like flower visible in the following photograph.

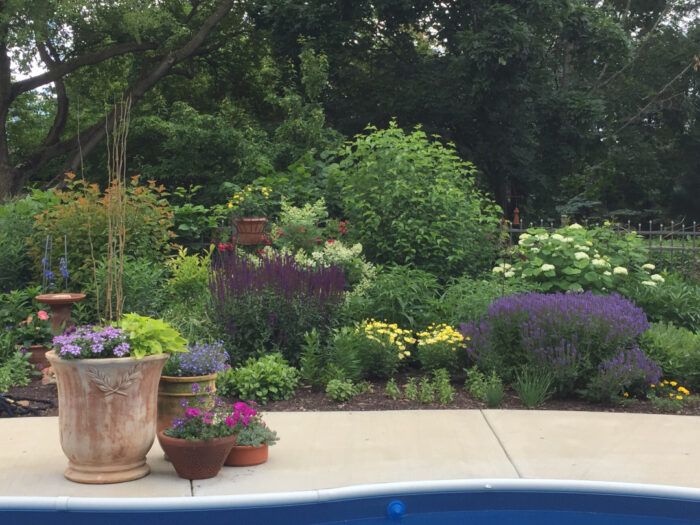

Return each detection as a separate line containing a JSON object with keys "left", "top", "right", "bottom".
{"left": 670, "top": 381, "right": 677, "bottom": 386}
{"left": 678, "top": 387, "right": 690, "bottom": 396}
{"left": 650, "top": 384, "right": 655, "bottom": 388}
{"left": 676, "top": 395, "right": 683, "bottom": 400}
{"left": 623, "top": 392, "right": 629, "bottom": 398}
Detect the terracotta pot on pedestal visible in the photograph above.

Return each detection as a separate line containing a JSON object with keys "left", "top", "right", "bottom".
{"left": 234, "top": 217, "right": 267, "bottom": 245}
{"left": 47, "top": 350, "right": 168, "bottom": 484}
{"left": 35, "top": 293, "right": 86, "bottom": 334}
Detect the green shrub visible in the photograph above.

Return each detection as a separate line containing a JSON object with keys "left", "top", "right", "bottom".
{"left": 299, "top": 327, "right": 362, "bottom": 390}
{"left": 0, "top": 286, "right": 43, "bottom": 329}
{"left": 163, "top": 247, "right": 212, "bottom": 311}
{"left": 503, "top": 223, "right": 658, "bottom": 293}
{"left": 29, "top": 174, "right": 173, "bottom": 292}
{"left": 86, "top": 256, "right": 167, "bottom": 320}
{"left": 0, "top": 351, "right": 35, "bottom": 392}
{"left": 0, "top": 196, "right": 45, "bottom": 290}
{"left": 435, "top": 276, "right": 540, "bottom": 325}
{"left": 624, "top": 273, "right": 700, "bottom": 332}
{"left": 217, "top": 353, "right": 299, "bottom": 404}
{"left": 342, "top": 265, "right": 440, "bottom": 330}
{"left": 640, "top": 323, "right": 700, "bottom": 390}
{"left": 330, "top": 122, "right": 502, "bottom": 280}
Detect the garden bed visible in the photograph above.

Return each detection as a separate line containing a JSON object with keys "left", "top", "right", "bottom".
{"left": 5, "top": 374, "right": 700, "bottom": 418}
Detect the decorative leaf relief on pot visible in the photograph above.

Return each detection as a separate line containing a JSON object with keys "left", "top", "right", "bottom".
{"left": 86, "top": 364, "right": 143, "bottom": 397}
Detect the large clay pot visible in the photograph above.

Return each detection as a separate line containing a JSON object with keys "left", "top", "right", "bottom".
{"left": 46, "top": 350, "right": 168, "bottom": 484}
{"left": 157, "top": 430, "right": 237, "bottom": 479}
{"left": 224, "top": 443, "right": 269, "bottom": 467}
{"left": 157, "top": 373, "right": 217, "bottom": 433}
{"left": 234, "top": 217, "right": 266, "bottom": 245}
{"left": 35, "top": 293, "right": 86, "bottom": 334}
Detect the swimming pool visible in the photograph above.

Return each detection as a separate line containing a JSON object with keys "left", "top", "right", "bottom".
{"left": 2, "top": 479, "right": 700, "bottom": 524}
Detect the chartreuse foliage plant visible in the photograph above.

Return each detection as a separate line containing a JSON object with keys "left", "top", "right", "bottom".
{"left": 460, "top": 292, "right": 659, "bottom": 401}
{"left": 330, "top": 122, "right": 502, "bottom": 280}
{"left": 117, "top": 314, "right": 188, "bottom": 359}
{"left": 499, "top": 223, "right": 662, "bottom": 293}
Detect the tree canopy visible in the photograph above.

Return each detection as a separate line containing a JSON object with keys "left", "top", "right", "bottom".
{"left": 2, "top": 0, "right": 699, "bottom": 222}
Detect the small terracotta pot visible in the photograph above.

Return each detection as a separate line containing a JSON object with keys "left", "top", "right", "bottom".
{"left": 157, "top": 431, "right": 237, "bottom": 479}
{"left": 27, "top": 344, "right": 51, "bottom": 370}
{"left": 157, "top": 373, "right": 217, "bottom": 434}
{"left": 234, "top": 217, "right": 266, "bottom": 245}
{"left": 225, "top": 443, "right": 269, "bottom": 467}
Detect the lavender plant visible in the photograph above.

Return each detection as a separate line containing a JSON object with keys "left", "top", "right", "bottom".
{"left": 459, "top": 292, "right": 654, "bottom": 397}
{"left": 209, "top": 252, "right": 345, "bottom": 365}
{"left": 583, "top": 347, "right": 661, "bottom": 404}
{"left": 162, "top": 341, "right": 229, "bottom": 377}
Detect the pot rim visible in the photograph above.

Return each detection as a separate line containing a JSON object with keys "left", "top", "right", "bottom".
{"left": 160, "top": 372, "right": 218, "bottom": 382}
{"left": 46, "top": 349, "right": 169, "bottom": 364}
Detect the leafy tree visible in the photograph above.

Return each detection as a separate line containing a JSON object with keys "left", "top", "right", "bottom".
{"left": 1, "top": 0, "right": 239, "bottom": 200}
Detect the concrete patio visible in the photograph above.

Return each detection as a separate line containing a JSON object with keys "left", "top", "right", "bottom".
{"left": 2, "top": 410, "right": 699, "bottom": 498}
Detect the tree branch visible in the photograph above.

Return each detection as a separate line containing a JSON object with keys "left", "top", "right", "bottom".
{"left": 41, "top": 0, "right": 237, "bottom": 189}
{"left": 11, "top": 40, "right": 159, "bottom": 98}
{"left": 36, "top": 41, "right": 69, "bottom": 147}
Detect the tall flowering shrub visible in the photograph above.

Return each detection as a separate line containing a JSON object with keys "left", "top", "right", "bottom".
{"left": 459, "top": 292, "right": 657, "bottom": 400}
{"left": 209, "top": 252, "right": 345, "bottom": 365}
{"left": 496, "top": 223, "right": 663, "bottom": 293}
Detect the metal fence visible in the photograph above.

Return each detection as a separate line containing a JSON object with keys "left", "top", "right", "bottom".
{"left": 506, "top": 219, "right": 700, "bottom": 270}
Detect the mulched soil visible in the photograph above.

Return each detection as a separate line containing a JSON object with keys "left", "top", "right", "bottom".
{"left": 6, "top": 372, "right": 700, "bottom": 418}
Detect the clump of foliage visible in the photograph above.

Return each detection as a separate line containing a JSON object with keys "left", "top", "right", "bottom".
{"left": 640, "top": 323, "right": 700, "bottom": 390}
{"left": 499, "top": 223, "right": 661, "bottom": 293}
{"left": 330, "top": 122, "right": 502, "bottom": 280}
{"left": 325, "top": 378, "right": 369, "bottom": 402}
{"left": 513, "top": 367, "right": 553, "bottom": 408}
{"left": 460, "top": 292, "right": 658, "bottom": 400}
{"left": 342, "top": 265, "right": 440, "bottom": 330}
{"left": 0, "top": 351, "right": 35, "bottom": 392}
{"left": 0, "top": 195, "right": 47, "bottom": 290}
{"left": 384, "top": 377, "right": 402, "bottom": 399}
{"left": 623, "top": 272, "right": 700, "bottom": 332}
{"left": 216, "top": 353, "right": 299, "bottom": 404}
{"left": 434, "top": 276, "right": 540, "bottom": 326}
{"left": 465, "top": 367, "right": 505, "bottom": 407}
{"left": 29, "top": 174, "right": 174, "bottom": 291}
{"left": 209, "top": 252, "right": 345, "bottom": 365}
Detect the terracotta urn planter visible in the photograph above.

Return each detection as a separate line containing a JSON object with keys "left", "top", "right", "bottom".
{"left": 234, "top": 217, "right": 267, "bottom": 245}
{"left": 27, "top": 344, "right": 51, "bottom": 371}
{"left": 225, "top": 443, "right": 269, "bottom": 467}
{"left": 157, "top": 430, "right": 237, "bottom": 479}
{"left": 46, "top": 350, "right": 168, "bottom": 484}
{"left": 157, "top": 373, "right": 217, "bottom": 433}
{"left": 35, "top": 293, "right": 86, "bottom": 334}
